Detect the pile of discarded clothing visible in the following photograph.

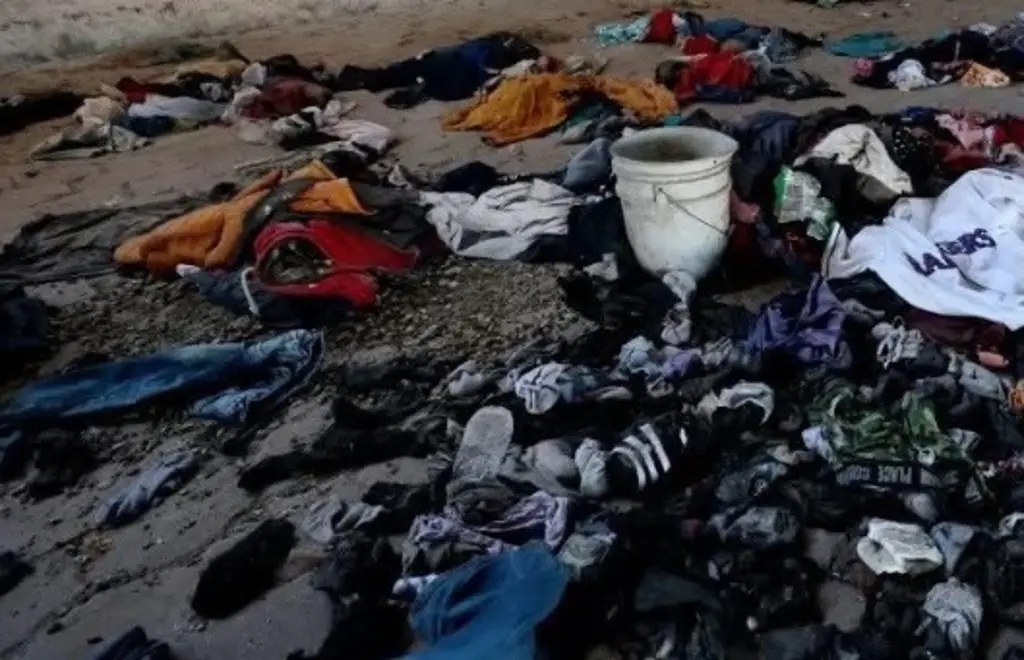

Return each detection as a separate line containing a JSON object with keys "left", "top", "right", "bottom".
{"left": 109, "top": 156, "right": 433, "bottom": 324}
{"left": 656, "top": 51, "right": 842, "bottom": 105}
{"left": 210, "top": 105, "right": 1024, "bottom": 658}
{"left": 30, "top": 47, "right": 250, "bottom": 160}
{"left": 162, "top": 267, "right": 1024, "bottom": 660}
{"left": 594, "top": 10, "right": 838, "bottom": 107}
{"left": 18, "top": 33, "right": 562, "bottom": 157}
{"left": 595, "top": 9, "right": 820, "bottom": 60}
{"left": 42, "top": 106, "right": 1024, "bottom": 660}
{"left": 12, "top": 19, "right": 1024, "bottom": 654}
{"left": 26, "top": 45, "right": 395, "bottom": 159}
{"left": 850, "top": 17, "right": 1024, "bottom": 91}
{"left": 673, "top": 104, "right": 1024, "bottom": 300}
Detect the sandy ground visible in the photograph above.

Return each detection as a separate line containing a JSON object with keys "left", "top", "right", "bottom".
{"left": 3, "top": 0, "right": 1024, "bottom": 658}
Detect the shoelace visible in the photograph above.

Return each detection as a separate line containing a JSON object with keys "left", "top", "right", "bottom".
{"left": 237, "top": 266, "right": 263, "bottom": 318}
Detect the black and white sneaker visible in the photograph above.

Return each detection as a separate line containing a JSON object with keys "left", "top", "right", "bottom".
{"left": 607, "top": 416, "right": 690, "bottom": 496}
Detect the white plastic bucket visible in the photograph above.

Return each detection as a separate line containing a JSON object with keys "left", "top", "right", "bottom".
{"left": 611, "top": 126, "right": 739, "bottom": 278}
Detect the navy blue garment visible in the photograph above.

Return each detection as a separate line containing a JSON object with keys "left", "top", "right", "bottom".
{"left": 693, "top": 85, "right": 758, "bottom": 104}
{"left": 119, "top": 115, "right": 176, "bottom": 138}
{"left": 404, "top": 543, "right": 569, "bottom": 660}
{"left": 700, "top": 18, "right": 750, "bottom": 41}
{"left": 334, "top": 32, "right": 539, "bottom": 104}
{"left": 729, "top": 26, "right": 769, "bottom": 50}
{"left": 898, "top": 106, "right": 941, "bottom": 125}
{"left": 564, "top": 196, "right": 644, "bottom": 277}
{"left": 0, "top": 330, "right": 322, "bottom": 427}
{"left": 729, "top": 111, "right": 800, "bottom": 203}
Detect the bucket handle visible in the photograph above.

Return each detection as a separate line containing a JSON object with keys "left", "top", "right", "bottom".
{"left": 650, "top": 182, "right": 731, "bottom": 237}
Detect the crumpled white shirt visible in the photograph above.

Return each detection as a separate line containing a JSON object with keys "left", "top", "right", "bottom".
{"left": 823, "top": 168, "right": 1024, "bottom": 329}
{"left": 794, "top": 123, "right": 914, "bottom": 198}
{"left": 421, "top": 179, "right": 579, "bottom": 260}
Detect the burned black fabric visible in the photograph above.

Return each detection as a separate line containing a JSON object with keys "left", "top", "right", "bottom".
{"left": 288, "top": 601, "right": 410, "bottom": 660}
{"left": 0, "top": 283, "right": 50, "bottom": 364}
{"left": 0, "top": 428, "right": 30, "bottom": 481}
{"left": 292, "top": 533, "right": 411, "bottom": 660}
{"left": 89, "top": 626, "right": 172, "bottom": 660}
{"left": 361, "top": 482, "right": 434, "bottom": 532}
{"left": 0, "top": 428, "right": 96, "bottom": 499}
{"left": 312, "top": 533, "right": 400, "bottom": 601}
{"left": 238, "top": 366, "right": 458, "bottom": 491}
{"left": 190, "top": 519, "right": 296, "bottom": 619}
{"left": 237, "top": 422, "right": 431, "bottom": 493}
{"left": 0, "top": 551, "right": 33, "bottom": 597}
{"left": 0, "top": 92, "right": 83, "bottom": 136}
{"left": 24, "top": 429, "right": 96, "bottom": 500}
{"left": 0, "top": 196, "right": 204, "bottom": 284}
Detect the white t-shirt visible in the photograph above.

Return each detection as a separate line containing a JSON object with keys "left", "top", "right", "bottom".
{"left": 823, "top": 168, "right": 1024, "bottom": 329}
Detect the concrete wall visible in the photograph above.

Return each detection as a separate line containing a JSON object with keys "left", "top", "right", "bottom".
{"left": 0, "top": 0, "right": 426, "bottom": 66}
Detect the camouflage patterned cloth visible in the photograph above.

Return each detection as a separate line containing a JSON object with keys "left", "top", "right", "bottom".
{"left": 805, "top": 378, "right": 982, "bottom": 494}
{"left": 806, "top": 378, "right": 956, "bottom": 463}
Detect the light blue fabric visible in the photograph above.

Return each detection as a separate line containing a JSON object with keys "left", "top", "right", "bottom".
{"left": 0, "top": 330, "right": 322, "bottom": 426}
{"left": 405, "top": 543, "right": 569, "bottom": 660}
{"left": 593, "top": 16, "right": 651, "bottom": 46}
{"left": 561, "top": 138, "right": 612, "bottom": 193}
{"left": 98, "top": 450, "right": 199, "bottom": 527}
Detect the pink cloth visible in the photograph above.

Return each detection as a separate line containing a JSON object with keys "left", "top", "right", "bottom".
{"left": 937, "top": 114, "right": 987, "bottom": 150}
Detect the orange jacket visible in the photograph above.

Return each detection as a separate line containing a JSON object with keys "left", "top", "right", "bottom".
{"left": 114, "top": 161, "right": 368, "bottom": 276}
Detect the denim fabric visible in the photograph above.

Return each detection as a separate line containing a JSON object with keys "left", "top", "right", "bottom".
{"left": 0, "top": 330, "right": 322, "bottom": 426}
{"left": 405, "top": 543, "right": 569, "bottom": 660}
{"left": 702, "top": 18, "right": 750, "bottom": 41}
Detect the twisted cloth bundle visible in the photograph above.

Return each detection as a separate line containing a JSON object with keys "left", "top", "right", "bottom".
{"left": 442, "top": 73, "right": 678, "bottom": 145}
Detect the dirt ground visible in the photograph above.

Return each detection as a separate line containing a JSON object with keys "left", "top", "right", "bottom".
{"left": 3, "top": 0, "right": 1024, "bottom": 658}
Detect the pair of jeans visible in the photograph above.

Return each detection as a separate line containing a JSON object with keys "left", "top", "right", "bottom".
{"left": 0, "top": 329, "right": 322, "bottom": 427}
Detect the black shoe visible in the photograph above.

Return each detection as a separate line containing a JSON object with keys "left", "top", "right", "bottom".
{"left": 608, "top": 415, "right": 692, "bottom": 495}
